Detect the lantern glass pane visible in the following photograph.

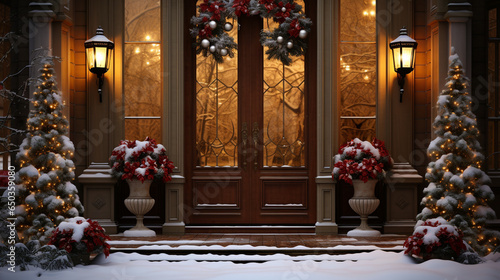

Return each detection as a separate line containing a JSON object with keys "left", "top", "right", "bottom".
{"left": 402, "top": 47, "right": 413, "bottom": 68}
{"left": 95, "top": 47, "right": 108, "bottom": 68}
{"left": 86, "top": 47, "right": 95, "bottom": 69}
{"left": 392, "top": 48, "right": 401, "bottom": 69}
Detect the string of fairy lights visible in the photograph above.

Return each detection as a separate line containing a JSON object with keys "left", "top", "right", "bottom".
{"left": 423, "top": 62, "right": 499, "bottom": 254}
{"left": 17, "top": 64, "right": 81, "bottom": 241}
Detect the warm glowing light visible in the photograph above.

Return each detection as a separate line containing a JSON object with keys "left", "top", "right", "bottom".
{"left": 135, "top": 48, "right": 140, "bottom": 54}
{"left": 146, "top": 35, "right": 151, "bottom": 40}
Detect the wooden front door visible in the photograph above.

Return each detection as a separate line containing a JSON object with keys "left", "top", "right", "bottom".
{"left": 184, "top": 0, "right": 316, "bottom": 225}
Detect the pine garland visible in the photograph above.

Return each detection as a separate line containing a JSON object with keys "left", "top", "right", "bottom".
{"left": 190, "top": 0, "right": 312, "bottom": 65}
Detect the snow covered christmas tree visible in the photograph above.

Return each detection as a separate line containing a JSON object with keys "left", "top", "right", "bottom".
{"left": 15, "top": 62, "right": 84, "bottom": 244}
{"left": 417, "top": 48, "right": 500, "bottom": 256}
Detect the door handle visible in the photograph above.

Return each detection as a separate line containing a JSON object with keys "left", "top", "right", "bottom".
{"left": 241, "top": 122, "right": 248, "bottom": 170}
{"left": 252, "top": 122, "right": 259, "bottom": 170}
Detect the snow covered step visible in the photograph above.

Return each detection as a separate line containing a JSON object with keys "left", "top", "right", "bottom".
{"left": 109, "top": 252, "right": 376, "bottom": 263}
{"left": 109, "top": 244, "right": 404, "bottom": 257}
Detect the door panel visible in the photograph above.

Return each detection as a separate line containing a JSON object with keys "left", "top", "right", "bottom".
{"left": 184, "top": 0, "right": 316, "bottom": 225}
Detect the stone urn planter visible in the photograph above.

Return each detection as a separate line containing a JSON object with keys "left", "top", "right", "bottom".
{"left": 124, "top": 179, "right": 156, "bottom": 237}
{"left": 347, "top": 179, "right": 381, "bottom": 237}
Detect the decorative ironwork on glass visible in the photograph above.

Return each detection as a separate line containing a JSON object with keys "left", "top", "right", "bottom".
{"left": 263, "top": 6, "right": 306, "bottom": 167}
{"left": 195, "top": 15, "right": 239, "bottom": 167}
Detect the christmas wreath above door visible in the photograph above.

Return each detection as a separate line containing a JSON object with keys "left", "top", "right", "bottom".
{"left": 190, "top": 0, "right": 312, "bottom": 65}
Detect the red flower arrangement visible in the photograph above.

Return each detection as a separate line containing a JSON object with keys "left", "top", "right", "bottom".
{"left": 109, "top": 137, "right": 174, "bottom": 183}
{"left": 332, "top": 138, "right": 392, "bottom": 185}
{"left": 404, "top": 217, "right": 467, "bottom": 261}
{"left": 200, "top": 0, "right": 226, "bottom": 21}
{"left": 233, "top": 0, "right": 251, "bottom": 16}
{"left": 48, "top": 217, "right": 111, "bottom": 261}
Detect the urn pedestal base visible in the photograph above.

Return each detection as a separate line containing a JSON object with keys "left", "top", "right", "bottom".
{"left": 124, "top": 179, "right": 156, "bottom": 237}
{"left": 347, "top": 180, "right": 381, "bottom": 237}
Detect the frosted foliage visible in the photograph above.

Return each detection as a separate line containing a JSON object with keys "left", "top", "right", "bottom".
{"left": 19, "top": 166, "right": 39, "bottom": 179}
{"left": 15, "top": 63, "right": 83, "bottom": 244}
{"left": 418, "top": 50, "right": 500, "bottom": 256}
{"left": 57, "top": 217, "right": 89, "bottom": 242}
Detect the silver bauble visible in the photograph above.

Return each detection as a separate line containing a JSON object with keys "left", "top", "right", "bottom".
{"left": 220, "top": 48, "right": 228, "bottom": 56}
{"left": 281, "top": 7, "right": 287, "bottom": 12}
{"left": 276, "top": 36, "right": 284, "bottom": 44}
{"left": 201, "top": 39, "right": 210, "bottom": 48}
{"left": 209, "top": 20, "right": 217, "bottom": 29}
{"left": 299, "top": 30, "right": 307, "bottom": 39}
{"left": 224, "top": 22, "right": 233, "bottom": 31}
{"left": 287, "top": 41, "right": 293, "bottom": 49}
{"left": 209, "top": 45, "right": 216, "bottom": 53}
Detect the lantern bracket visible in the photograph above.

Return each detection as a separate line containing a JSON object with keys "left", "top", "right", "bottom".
{"left": 397, "top": 72, "right": 406, "bottom": 103}
{"left": 97, "top": 73, "right": 104, "bottom": 103}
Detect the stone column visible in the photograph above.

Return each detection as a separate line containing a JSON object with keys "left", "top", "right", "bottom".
{"left": 384, "top": 162, "right": 423, "bottom": 234}
{"left": 445, "top": 2, "right": 473, "bottom": 76}
{"left": 28, "top": 1, "right": 55, "bottom": 98}
{"left": 161, "top": 0, "right": 186, "bottom": 235}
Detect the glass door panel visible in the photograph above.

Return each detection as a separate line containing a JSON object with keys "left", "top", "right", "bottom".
{"left": 195, "top": 18, "right": 239, "bottom": 167}
{"left": 262, "top": 4, "right": 306, "bottom": 167}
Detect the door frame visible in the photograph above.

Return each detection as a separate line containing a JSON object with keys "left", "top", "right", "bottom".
{"left": 183, "top": 0, "right": 317, "bottom": 226}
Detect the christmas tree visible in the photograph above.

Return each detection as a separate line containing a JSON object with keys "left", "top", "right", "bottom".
{"left": 417, "top": 48, "right": 500, "bottom": 256}
{"left": 15, "top": 62, "right": 84, "bottom": 244}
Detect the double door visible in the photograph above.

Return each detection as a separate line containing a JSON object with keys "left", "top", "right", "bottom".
{"left": 184, "top": 1, "right": 316, "bottom": 225}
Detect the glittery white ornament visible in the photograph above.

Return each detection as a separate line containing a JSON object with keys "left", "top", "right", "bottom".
{"left": 209, "top": 21, "right": 217, "bottom": 29}
{"left": 299, "top": 30, "right": 307, "bottom": 39}
{"left": 287, "top": 41, "right": 293, "bottom": 49}
{"left": 281, "top": 7, "right": 287, "bottom": 12}
{"left": 276, "top": 36, "right": 284, "bottom": 44}
{"left": 220, "top": 48, "right": 228, "bottom": 56}
{"left": 209, "top": 45, "right": 216, "bottom": 53}
{"left": 224, "top": 22, "right": 233, "bottom": 31}
{"left": 201, "top": 39, "right": 210, "bottom": 48}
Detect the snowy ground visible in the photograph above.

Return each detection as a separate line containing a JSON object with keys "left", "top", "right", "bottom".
{"left": 1, "top": 247, "right": 499, "bottom": 280}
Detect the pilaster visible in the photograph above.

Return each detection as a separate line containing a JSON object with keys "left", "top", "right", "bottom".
{"left": 315, "top": 176, "right": 338, "bottom": 235}
{"left": 78, "top": 162, "right": 118, "bottom": 234}
{"left": 162, "top": 175, "right": 186, "bottom": 235}
{"left": 445, "top": 2, "right": 473, "bottom": 76}
{"left": 384, "top": 162, "right": 423, "bottom": 234}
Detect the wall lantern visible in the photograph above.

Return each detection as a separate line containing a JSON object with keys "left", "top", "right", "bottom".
{"left": 85, "top": 26, "right": 114, "bottom": 103}
{"left": 390, "top": 27, "right": 418, "bottom": 103}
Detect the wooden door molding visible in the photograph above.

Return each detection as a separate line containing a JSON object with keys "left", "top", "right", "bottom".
{"left": 184, "top": 0, "right": 317, "bottom": 226}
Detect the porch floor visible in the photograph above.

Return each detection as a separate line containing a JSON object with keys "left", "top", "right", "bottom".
{"left": 108, "top": 234, "right": 408, "bottom": 255}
